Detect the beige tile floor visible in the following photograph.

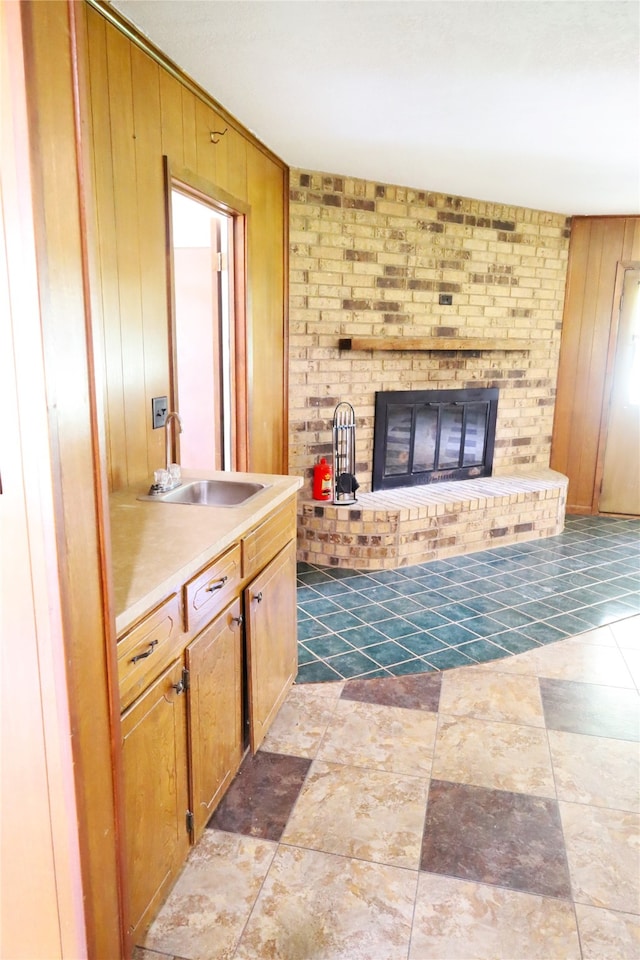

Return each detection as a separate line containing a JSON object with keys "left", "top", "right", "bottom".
{"left": 135, "top": 614, "right": 640, "bottom": 960}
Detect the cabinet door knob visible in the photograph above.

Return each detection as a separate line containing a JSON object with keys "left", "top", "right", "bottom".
{"left": 206, "top": 575, "right": 228, "bottom": 592}
{"left": 231, "top": 614, "right": 243, "bottom": 627}
{"left": 172, "top": 669, "right": 189, "bottom": 695}
{"left": 130, "top": 639, "right": 158, "bottom": 664}
{"left": 254, "top": 591, "right": 263, "bottom": 603}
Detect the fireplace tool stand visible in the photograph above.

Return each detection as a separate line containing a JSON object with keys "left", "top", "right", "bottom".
{"left": 332, "top": 402, "right": 358, "bottom": 505}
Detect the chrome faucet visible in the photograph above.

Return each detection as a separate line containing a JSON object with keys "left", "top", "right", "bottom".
{"left": 148, "top": 411, "right": 183, "bottom": 495}
{"left": 165, "top": 411, "right": 183, "bottom": 475}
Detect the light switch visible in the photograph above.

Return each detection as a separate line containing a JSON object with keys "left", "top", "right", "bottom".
{"left": 152, "top": 396, "right": 168, "bottom": 429}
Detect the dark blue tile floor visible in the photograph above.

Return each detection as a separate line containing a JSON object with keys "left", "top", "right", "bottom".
{"left": 295, "top": 515, "right": 640, "bottom": 683}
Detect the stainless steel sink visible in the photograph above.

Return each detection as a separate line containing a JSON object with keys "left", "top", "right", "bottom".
{"left": 141, "top": 479, "right": 268, "bottom": 507}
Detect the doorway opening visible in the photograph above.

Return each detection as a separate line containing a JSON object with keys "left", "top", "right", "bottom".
{"left": 165, "top": 162, "right": 248, "bottom": 473}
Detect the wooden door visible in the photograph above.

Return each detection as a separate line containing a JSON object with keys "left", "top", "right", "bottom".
{"left": 550, "top": 217, "right": 640, "bottom": 513}
{"left": 120, "top": 659, "right": 189, "bottom": 942}
{"left": 599, "top": 264, "right": 640, "bottom": 515}
{"left": 244, "top": 539, "right": 298, "bottom": 752}
{"left": 185, "top": 599, "right": 244, "bottom": 841}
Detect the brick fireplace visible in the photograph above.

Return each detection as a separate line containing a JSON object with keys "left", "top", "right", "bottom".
{"left": 289, "top": 170, "right": 571, "bottom": 568}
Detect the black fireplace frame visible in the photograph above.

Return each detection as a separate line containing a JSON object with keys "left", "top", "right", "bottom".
{"left": 372, "top": 387, "right": 499, "bottom": 491}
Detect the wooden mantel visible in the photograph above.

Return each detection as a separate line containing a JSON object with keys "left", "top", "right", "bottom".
{"left": 338, "top": 337, "right": 531, "bottom": 352}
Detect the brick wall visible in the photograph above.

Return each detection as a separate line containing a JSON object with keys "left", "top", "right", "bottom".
{"left": 289, "top": 170, "right": 571, "bottom": 494}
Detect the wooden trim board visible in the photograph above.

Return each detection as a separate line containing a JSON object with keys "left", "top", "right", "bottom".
{"left": 338, "top": 336, "right": 532, "bottom": 352}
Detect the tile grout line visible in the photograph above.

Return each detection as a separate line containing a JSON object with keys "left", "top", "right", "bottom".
{"left": 229, "top": 836, "right": 278, "bottom": 960}
{"left": 541, "top": 685, "right": 585, "bottom": 960}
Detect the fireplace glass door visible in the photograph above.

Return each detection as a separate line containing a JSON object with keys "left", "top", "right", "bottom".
{"left": 373, "top": 388, "right": 499, "bottom": 491}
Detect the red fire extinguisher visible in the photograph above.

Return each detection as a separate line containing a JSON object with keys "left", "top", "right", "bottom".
{"left": 313, "top": 457, "right": 332, "bottom": 501}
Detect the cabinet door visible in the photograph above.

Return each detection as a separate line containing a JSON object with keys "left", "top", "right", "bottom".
{"left": 120, "top": 659, "right": 189, "bottom": 942}
{"left": 185, "top": 598, "right": 244, "bottom": 841}
{"left": 244, "top": 539, "right": 298, "bottom": 752}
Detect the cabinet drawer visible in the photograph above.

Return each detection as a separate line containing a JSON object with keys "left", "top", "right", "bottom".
{"left": 118, "top": 594, "right": 183, "bottom": 711}
{"left": 184, "top": 543, "right": 241, "bottom": 633}
{"left": 242, "top": 497, "right": 296, "bottom": 580}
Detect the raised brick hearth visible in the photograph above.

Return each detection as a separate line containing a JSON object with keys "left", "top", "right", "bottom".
{"left": 297, "top": 469, "right": 567, "bottom": 570}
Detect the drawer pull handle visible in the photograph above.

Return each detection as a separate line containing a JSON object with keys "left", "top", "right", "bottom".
{"left": 231, "top": 615, "right": 243, "bottom": 627}
{"left": 130, "top": 639, "right": 158, "bottom": 664}
{"left": 254, "top": 591, "right": 263, "bottom": 603}
{"left": 206, "top": 575, "right": 228, "bottom": 593}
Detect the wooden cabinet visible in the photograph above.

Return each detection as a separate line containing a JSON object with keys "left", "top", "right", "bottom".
{"left": 120, "top": 658, "right": 190, "bottom": 941}
{"left": 185, "top": 599, "right": 244, "bottom": 842}
{"left": 117, "top": 494, "right": 298, "bottom": 946}
{"left": 242, "top": 490, "right": 296, "bottom": 579}
{"left": 245, "top": 539, "right": 298, "bottom": 751}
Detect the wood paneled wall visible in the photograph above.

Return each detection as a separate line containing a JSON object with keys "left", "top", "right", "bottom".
{"left": 17, "top": 2, "right": 123, "bottom": 956}
{"left": 84, "top": 3, "right": 289, "bottom": 491}
{"left": 551, "top": 216, "right": 640, "bottom": 513}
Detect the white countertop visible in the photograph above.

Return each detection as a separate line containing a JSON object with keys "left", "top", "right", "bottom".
{"left": 110, "top": 470, "right": 303, "bottom": 635}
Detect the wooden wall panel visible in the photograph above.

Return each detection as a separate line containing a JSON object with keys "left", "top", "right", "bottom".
{"left": 227, "top": 126, "right": 248, "bottom": 202}
{"left": 247, "top": 147, "right": 287, "bottom": 473}
{"left": 105, "top": 23, "right": 149, "bottom": 486}
{"left": 159, "top": 69, "right": 185, "bottom": 164}
{"left": 85, "top": 2, "right": 288, "bottom": 490}
{"left": 193, "top": 102, "right": 234, "bottom": 196}
{"left": 195, "top": 98, "right": 217, "bottom": 185}
{"left": 210, "top": 108, "right": 230, "bottom": 194}
{"left": 20, "top": 2, "right": 123, "bottom": 955}
{"left": 551, "top": 216, "right": 640, "bottom": 513}
{"left": 86, "top": 9, "right": 129, "bottom": 489}
{"left": 181, "top": 85, "right": 198, "bottom": 176}
{"left": 131, "top": 44, "right": 167, "bottom": 476}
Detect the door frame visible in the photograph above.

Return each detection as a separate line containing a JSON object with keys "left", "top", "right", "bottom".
{"left": 163, "top": 158, "right": 251, "bottom": 472}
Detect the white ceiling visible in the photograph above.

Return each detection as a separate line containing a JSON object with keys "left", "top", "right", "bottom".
{"left": 111, "top": 0, "right": 640, "bottom": 215}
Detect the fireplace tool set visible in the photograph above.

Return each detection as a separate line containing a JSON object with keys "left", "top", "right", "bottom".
{"left": 331, "top": 401, "right": 359, "bottom": 505}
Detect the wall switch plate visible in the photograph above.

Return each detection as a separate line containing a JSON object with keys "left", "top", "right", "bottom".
{"left": 439, "top": 293, "right": 453, "bottom": 306}
{"left": 152, "top": 396, "right": 168, "bottom": 429}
